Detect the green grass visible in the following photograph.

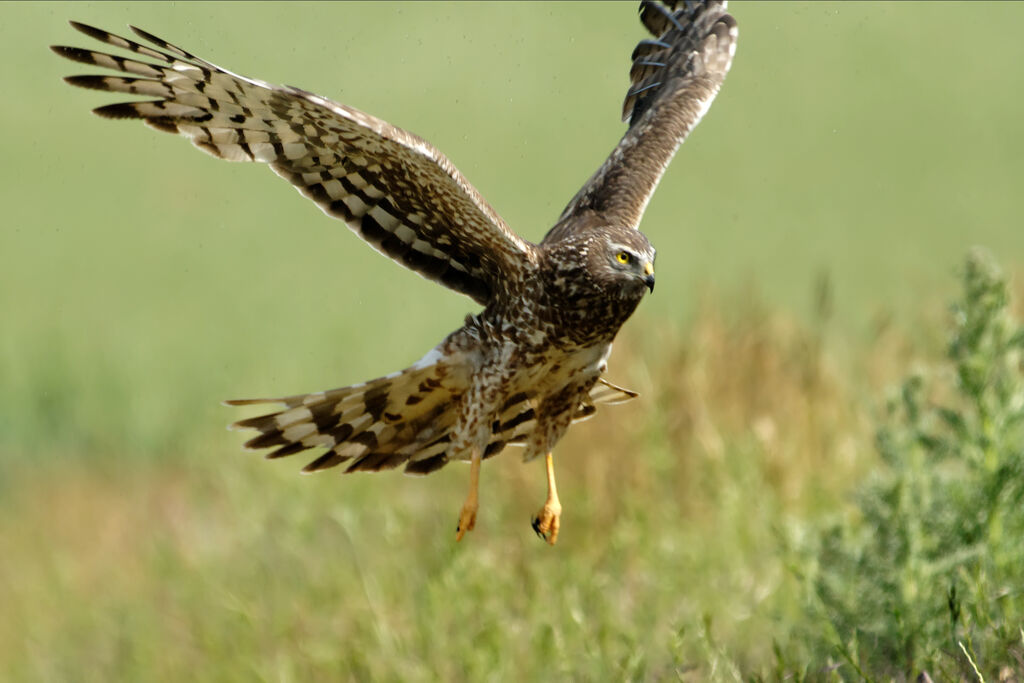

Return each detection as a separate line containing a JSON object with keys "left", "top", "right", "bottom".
{"left": 3, "top": 2, "right": 1024, "bottom": 680}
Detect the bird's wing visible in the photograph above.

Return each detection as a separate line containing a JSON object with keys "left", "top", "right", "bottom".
{"left": 53, "top": 22, "right": 536, "bottom": 305}
{"left": 544, "top": 0, "right": 737, "bottom": 243}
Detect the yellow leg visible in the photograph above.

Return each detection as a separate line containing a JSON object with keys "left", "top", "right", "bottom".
{"left": 455, "top": 446, "right": 481, "bottom": 541}
{"left": 531, "top": 452, "right": 562, "bottom": 545}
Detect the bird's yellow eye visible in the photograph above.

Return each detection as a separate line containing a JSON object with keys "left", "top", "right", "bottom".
{"left": 616, "top": 251, "right": 631, "bottom": 265}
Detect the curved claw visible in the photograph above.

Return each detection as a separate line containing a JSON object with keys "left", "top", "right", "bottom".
{"left": 532, "top": 503, "right": 561, "bottom": 545}
{"left": 531, "top": 516, "right": 545, "bottom": 538}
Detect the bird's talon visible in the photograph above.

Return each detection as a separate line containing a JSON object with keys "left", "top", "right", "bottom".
{"left": 533, "top": 452, "right": 562, "bottom": 545}
{"left": 531, "top": 516, "right": 544, "bottom": 537}
{"left": 455, "top": 504, "right": 477, "bottom": 542}
{"left": 531, "top": 505, "right": 561, "bottom": 545}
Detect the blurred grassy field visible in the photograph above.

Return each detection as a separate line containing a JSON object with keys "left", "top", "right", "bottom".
{"left": 3, "top": 2, "right": 1024, "bottom": 680}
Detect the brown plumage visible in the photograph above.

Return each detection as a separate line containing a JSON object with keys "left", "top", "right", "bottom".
{"left": 52, "top": 1, "right": 737, "bottom": 544}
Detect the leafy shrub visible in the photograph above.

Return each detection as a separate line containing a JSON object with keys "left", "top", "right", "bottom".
{"left": 805, "top": 249, "right": 1024, "bottom": 680}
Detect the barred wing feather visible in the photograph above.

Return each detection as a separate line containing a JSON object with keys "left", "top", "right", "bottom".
{"left": 52, "top": 22, "right": 536, "bottom": 305}
{"left": 545, "top": 0, "right": 737, "bottom": 242}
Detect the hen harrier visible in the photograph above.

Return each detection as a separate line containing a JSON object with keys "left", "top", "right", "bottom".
{"left": 53, "top": 1, "right": 737, "bottom": 544}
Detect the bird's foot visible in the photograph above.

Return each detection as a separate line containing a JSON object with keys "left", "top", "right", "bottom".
{"left": 531, "top": 500, "right": 561, "bottom": 545}
{"left": 455, "top": 500, "right": 477, "bottom": 542}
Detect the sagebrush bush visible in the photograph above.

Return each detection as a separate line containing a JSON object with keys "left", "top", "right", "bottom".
{"left": 804, "top": 249, "right": 1024, "bottom": 680}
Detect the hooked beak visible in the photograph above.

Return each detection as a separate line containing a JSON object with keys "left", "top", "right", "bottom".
{"left": 643, "top": 261, "right": 655, "bottom": 293}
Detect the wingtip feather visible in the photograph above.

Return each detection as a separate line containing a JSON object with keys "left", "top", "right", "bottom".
{"left": 223, "top": 397, "right": 278, "bottom": 406}
{"left": 68, "top": 20, "right": 110, "bottom": 42}
{"left": 63, "top": 74, "right": 110, "bottom": 91}
{"left": 51, "top": 44, "right": 90, "bottom": 64}
{"left": 92, "top": 101, "right": 145, "bottom": 119}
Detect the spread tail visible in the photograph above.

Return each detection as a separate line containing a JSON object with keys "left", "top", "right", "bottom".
{"left": 227, "top": 364, "right": 638, "bottom": 476}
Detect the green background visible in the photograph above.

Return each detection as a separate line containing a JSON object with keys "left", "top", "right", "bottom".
{"left": 3, "top": 2, "right": 1023, "bottom": 679}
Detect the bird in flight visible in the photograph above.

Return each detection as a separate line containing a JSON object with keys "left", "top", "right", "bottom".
{"left": 52, "top": 1, "right": 737, "bottom": 545}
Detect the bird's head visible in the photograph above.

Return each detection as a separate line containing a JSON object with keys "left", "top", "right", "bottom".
{"left": 592, "top": 228, "right": 656, "bottom": 297}
{"left": 539, "top": 223, "right": 656, "bottom": 308}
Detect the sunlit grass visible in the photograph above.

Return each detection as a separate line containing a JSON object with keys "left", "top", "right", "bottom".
{"left": 3, "top": 260, "right": 1022, "bottom": 679}
{"left": 0, "top": 271, "right": 874, "bottom": 680}
{"left": 1, "top": 283, "right": 861, "bottom": 680}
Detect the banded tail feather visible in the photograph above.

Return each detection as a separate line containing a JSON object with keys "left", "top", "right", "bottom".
{"left": 227, "top": 365, "right": 638, "bottom": 477}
